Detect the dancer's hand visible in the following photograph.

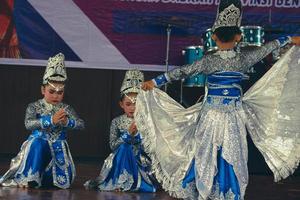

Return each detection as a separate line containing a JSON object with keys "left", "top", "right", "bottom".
{"left": 141, "top": 80, "right": 155, "bottom": 91}
{"left": 52, "top": 108, "right": 67, "bottom": 125}
{"left": 129, "top": 121, "right": 137, "bottom": 135}
{"left": 291, "top": 36, "right": 300, "bottom": 46}
{"left": 60, "top": 116, "right": 68, "bottom": 126}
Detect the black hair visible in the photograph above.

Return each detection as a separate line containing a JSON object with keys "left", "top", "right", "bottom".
{"left": 213, "top": 26, "right": 241, "bottom": 43}
{"left": 120, "top": 94, "right": 125, "bottom": 102}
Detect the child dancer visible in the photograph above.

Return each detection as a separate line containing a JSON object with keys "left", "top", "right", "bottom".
{"left": 0, "top": 53, "right": 84, "bottom": 189}
{"left": 84, "top": 69, "right": 156, "bottom": 192}
{"left": 137, "top": 0, "right": 300, "bottom": 199}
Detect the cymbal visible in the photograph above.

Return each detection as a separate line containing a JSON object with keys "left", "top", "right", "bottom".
{"left": 130, "top": 16, "right": 193, "bottom": 28}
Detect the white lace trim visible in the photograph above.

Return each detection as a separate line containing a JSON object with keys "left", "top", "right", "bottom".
{"left": 244, "top": 104, "right": 300, "bottom": 182}
{"left": 243, "top": 46, "right": 300, "bottom": 182}
{"left": 98, "top": 169, "right": 134, "bottom": 191}
{"left": 209, "top": 182, "right": 240, "bottom": 200}
{"left": 15, "top": 168, "right": 41, "bottom": 187}
{"left": 135, "top": 111, "right": 197, "bottom": 199}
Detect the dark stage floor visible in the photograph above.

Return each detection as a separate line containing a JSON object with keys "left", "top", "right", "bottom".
{"left": 0, "top": 160, "right": 299, "bottom": 200}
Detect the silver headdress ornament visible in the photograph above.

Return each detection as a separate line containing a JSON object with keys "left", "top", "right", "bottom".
{"left": 43, "top": 53, "right": 67, "bottom": 85}
{"left": 212, "top": 2, "right": 242, "bottom": 32}
{"left": 120, "top": 69, "right": 144, "bottom": 103}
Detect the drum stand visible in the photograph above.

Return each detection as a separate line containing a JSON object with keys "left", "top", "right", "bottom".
{"left": 180, "top": 84, "right": 205, "bottom": 105}
{"left": 180, "top": 79, "right": 184, "bottom": 104}
{"left": 164, "top": 24, "right": 171, "bottom": 92}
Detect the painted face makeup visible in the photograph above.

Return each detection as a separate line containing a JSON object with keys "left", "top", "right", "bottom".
{"left": 42, "top": 82, "right": 65, "bottom": 105}
{"left": 120, "top": 93, "right": 137, "bottom": 118}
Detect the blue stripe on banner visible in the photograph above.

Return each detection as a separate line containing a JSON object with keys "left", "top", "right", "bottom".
{"left": 112, "top": 10, "right": 215, "bottom": 36}
{"left": 13, "top": 0, "right": 81, "bottom": 61}
{"left": 112, "top": 10, "right": 300, "bottom": 38}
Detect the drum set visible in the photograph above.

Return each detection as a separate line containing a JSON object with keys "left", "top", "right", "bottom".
{"left": 203, "top": 25, "right": 265, "bottom": 53}
{"left": 180, "top": 26, "right": 265, "bottom": 104}
{"left": 182, "top": 46, "right": 206, "bottom": 87}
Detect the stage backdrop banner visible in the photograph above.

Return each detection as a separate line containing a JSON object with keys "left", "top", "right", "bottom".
{"left": 0, "top": 0, "right": 299, "bottom": 71}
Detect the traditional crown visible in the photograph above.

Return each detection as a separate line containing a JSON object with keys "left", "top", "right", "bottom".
{"left": 43, "top": 53, "right": 67, "bottom": 84}
{"left": 212, "top": 3, "right": 242, "bottom": 32}
{"left": 120, "top": 69, "right": 144, "bottom": 96}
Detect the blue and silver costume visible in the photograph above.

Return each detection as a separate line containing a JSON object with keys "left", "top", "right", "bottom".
{"left": 0, "top": 99, "right": 84, "bottom": 188}
{"left": 84, "top": 114, "right": 156, "bottom": 192}
{"left": 0, "top": 53, "right": 84, "bottom": 189}
{"left": 84, "top": 69, "right": 157, "bottom": 192}
{"left": 135, "top": 37, "right": 300, "bottom": 199}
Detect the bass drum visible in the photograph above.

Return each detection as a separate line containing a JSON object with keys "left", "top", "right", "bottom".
{"left": 240, "top": 26, "right": 265, "bottom": 47}
{"left": 182, "top": 46, "right": 206, "bottom": 87}
{"left": 203, "top": 28, "right": 218, "bottom": 53}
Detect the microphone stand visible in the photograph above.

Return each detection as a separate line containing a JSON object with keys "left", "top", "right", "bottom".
{"left": 164, "top": 24, "right": 171, "bottom": 92}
